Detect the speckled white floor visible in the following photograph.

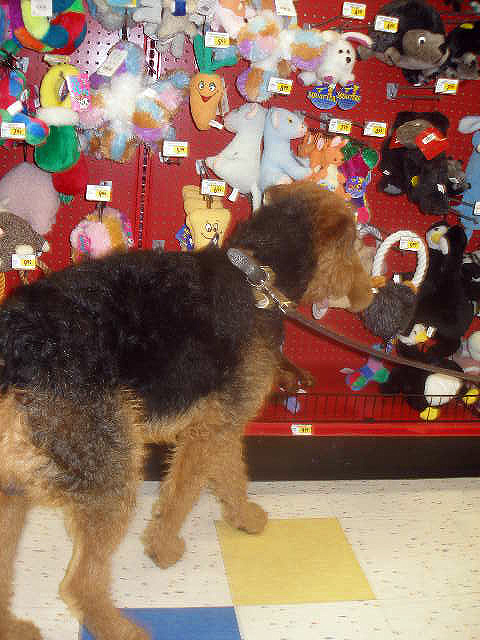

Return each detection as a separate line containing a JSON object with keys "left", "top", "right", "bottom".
{"left": 11, "top": 478, "right": 480, "bottom": 639}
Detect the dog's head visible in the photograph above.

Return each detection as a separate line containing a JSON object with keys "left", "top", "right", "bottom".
{"left": 229, "top": 183, "right": 373, "bottom": 312}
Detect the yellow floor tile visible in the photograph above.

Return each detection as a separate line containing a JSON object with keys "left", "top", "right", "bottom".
{"left": 216, "top": 518, "right": 374, "bottom": 606}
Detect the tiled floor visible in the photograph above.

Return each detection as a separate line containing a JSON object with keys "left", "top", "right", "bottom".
{"left": 12, "top": 478, "right": 480, "bottom": 639}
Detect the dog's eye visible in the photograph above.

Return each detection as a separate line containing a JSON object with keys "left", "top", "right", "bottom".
{"left": 418, "top": 36, "right": 426, "bottom": 46}
{"left": 288, "top": 117, "right": 293, "bottom": 123}
{"left": 338, "top": 49, "right": 343, "bottom": 54}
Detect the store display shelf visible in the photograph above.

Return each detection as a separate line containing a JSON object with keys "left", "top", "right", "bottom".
{"left": 247, "top": 392, "right": 480, "bottom": 437}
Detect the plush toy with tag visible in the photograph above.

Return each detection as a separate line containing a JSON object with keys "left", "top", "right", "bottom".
{"left": 297, "top": 131, "right": 348, "bottom": 197}
{"left": 205, "top": 102, "right": 267, "bottom": 211}
{"left": 0, "top": 40, "right": 49, "bottom": 147}
{"left": 293, "top": 29, "right": 372, "bottom": 87}
{"left": 9, "top": 0, "right": 86, "bottom": 55}
{"left": 189, "top": 33, "right": 236, "bottom": 130}
{"left": 235, "top": 9, "right": 294, "bottom": 103}
{"left": 396, "top": 223, "right": 474, "bottom": 363}
{"left": 178, "top": 185, "right": 231, "bottom": 250}
{"left": 78, "top": 41, "right": 190, "bottom": 161}
{"left": 259, "top": 108, "right": 311, "bottom": 194}
{"left": 0, "top": 205, "right": 51, "bottom": 298}
{"left": 357, "top": 0, "right": 449, "bottom": 85}
{"left": 34, "top": 62, "right": 88, "bottom": 202}
{"left": 70, "top": 207, "right": 134, "bottom": 262}
{"left": 377, "top": 111, "right": 461, "bottom": 216}
{"left": 454, "top": 115, "right": 480, "bottom": 239}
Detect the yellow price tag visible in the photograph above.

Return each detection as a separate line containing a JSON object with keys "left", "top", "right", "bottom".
{"left": 374, "top": 15, "right": 399, "bottom": 32}
{"left": 205, "top": 31, "right": 230, "bottom": 48}
{"left": 86, "top": 184, "right": 112, "bottom": 201}
{"left": 329, "top": 118, "right": 352, "bottom": 134}
{"left": 343, "top": 2, "right": 366, "bottom": 18}
{"left": 364, "top": 121, "right": 387, "bottom": 137}
{"left": 399, "top": 237, "right": 420, "bottom": 251}
{"left": 267, "top": 77, "right": 293, "bottom": 95}
{"left": 163, "top": 140, "right": 189, "bottom": 157}
{"left": 1, "top": 122, "right": 26, "bottom": 139}
{"left": 291, "top": 424, "right": 312, "bottom": 435}
{"left": 201, "top": 179, "right": 226, "bottom": 196}
{"left": 435, "top": 78, "right": 459, "bottom": 94}
{"left": 12, "top": 254, "right": 36, "bottom": 270}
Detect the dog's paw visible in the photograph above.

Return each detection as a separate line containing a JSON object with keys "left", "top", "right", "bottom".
{"left": 114, "top": 618, "right": 151, "bottom": 640}
{"left": 225, "top": 501, "right": 268, "bottom": 534}
{"left": 143, "top": 526, "right": 186, "bottom": 568}
{"left": 1, "top": 616, "right": 42, "bottom": 640}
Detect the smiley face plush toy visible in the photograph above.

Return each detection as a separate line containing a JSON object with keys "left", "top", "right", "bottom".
{"left": 180, "top": 185, "right": 232, "bottom": 250}
{"left": 189, "top": 72, "right": 224, "bottom": 131}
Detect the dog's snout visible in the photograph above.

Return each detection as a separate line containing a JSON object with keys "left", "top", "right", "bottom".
{"left": 346, "top": 56, "right": 352, "bottom": 63}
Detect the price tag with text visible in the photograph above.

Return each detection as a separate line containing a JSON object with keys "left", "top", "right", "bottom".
{"left": 342, "top": 2, "right": 366, "bottom": 19}
{"left": 275, "top": 0, "right": 297, "bottom": 16}
{"left": 267, "top": 77, "right": 293, "bottom": 95}
{"left": 31, "top": 0, "right": 52, "bottom": 16}
{"left": 374, "top": 15, "right": 399, "bottom": 32}
{"left": 474, "top": 202, "right": 480, "bottom": 216}
{"left": 44, "top": 54, "right": 71, "bottom": 66}
{"left": 86, "top": 184, "right": 112, "bottom": 201}
{"left": 328, "top": 118, "right": 352, "bottom": 134}
{"left": 1, "top": 122, "right": 26, "bottom": 139}
{"left": 363, "top": 121, "right": 387, "bottom": 137}
{"left": 162, "top": 140, "right": 189, "bottom": 157}
{"left": 399, "top": 237, "right": 420, "bottom": 251}
{"left": 291, "top": 424, "right": 312, "bottom": 435}
{"left": 12, "top": 254, "right": 36, "bottom": 270}
{"left": 205, "top": 31, "right": 230, "bottom": 48}
{"left": 201, "top": 179, "right": 226, "bottom": 196}
{"left": 435, "top": 78, "right": 459, "bottom": 94}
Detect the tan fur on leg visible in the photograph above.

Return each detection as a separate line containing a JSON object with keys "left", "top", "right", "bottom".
{"left": 61, "top": 495, "right": 149, "bottom": 640}
{"left": 0, "top": 492, "right": 42, "bottom": 640}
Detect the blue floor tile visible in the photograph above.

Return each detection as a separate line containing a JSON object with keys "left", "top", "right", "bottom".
{"left": 80, "top": 607, "right": 242, "bottom": 640}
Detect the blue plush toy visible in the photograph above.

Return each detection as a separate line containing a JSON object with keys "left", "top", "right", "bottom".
{"left": 259, "top": 108, "right": 312, "bottom": 194}
{"left": 455, "top": 115, "right": 480, "bottom": 240}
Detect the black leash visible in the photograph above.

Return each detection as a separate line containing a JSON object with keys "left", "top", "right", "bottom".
{"left": 227, "top": 248, "right": 480, "bottom": 386}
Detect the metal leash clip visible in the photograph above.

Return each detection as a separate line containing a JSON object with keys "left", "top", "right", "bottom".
{"left": 227, "top": 248, "right": 295, "bottom": 313}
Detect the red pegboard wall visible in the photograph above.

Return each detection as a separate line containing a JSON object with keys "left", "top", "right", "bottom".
{"left": 0, "top": 0, "right": 479, "bottom": 434}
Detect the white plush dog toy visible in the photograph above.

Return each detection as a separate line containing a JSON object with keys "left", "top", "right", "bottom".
{"left": 298, "top": 31, "right": 372, "bottom": 86}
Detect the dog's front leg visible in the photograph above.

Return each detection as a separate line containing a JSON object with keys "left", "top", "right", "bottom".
{"left": 207, "top": 429, "right": 267, "bottom": 534}
{"left": 0, "top": 492, "right": 42, "bottom": 640}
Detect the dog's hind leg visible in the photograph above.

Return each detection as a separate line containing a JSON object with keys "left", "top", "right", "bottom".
{"left": 0, "top": 492, "right": 42, "bottom": 640}
{"left": 60, "top": 494, "right": 150, "bottom": 640}
{"left": 143, "top": 425, "right": 210, "bottom": 568}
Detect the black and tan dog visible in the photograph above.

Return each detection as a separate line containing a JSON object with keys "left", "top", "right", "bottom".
{"left": 0, "top": 183, "right": 372, "bottom": 640}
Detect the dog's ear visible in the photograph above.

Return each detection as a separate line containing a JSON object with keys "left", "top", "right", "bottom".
{"left": 302, "top": 190, "right": 373, "bottom": 311}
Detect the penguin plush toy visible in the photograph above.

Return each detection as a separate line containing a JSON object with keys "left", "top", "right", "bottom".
{"left": 381, "top": 356, "right": 477, "bottom": 421}
{"left": 397, "top": 222, "right": 474, "bottom": 363}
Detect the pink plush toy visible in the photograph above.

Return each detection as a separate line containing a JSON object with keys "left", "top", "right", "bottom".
{"left": 70, "top": 207, "right": 133, "bottom": 261}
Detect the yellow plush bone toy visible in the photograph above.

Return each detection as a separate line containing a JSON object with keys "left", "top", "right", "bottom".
{"left": 181, "top": 185, "right": 231, "bottom": 250}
